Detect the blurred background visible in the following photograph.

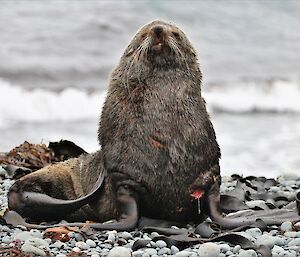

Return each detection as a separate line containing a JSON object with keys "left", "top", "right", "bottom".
{"left": 0, "top": 1, "right": 299, "bottom": 177}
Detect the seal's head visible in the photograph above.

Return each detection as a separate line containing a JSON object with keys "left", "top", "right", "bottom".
{"left": 116, "top": 20, "right": 199, "bottom": 83}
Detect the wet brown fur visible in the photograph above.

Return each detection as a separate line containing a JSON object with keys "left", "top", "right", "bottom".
{"left": 99, "top": 20, "right": 221, "bottom": 222}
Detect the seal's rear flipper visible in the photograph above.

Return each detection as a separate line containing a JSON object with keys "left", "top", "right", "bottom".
{"left": 8, "top": 167, "right": 105, "bottom": 220}
{"left": 208, "top": 182, "right": 300, "bottom": 229}
{"left": 5, "top": 185, "right": 138, "bottom": 231}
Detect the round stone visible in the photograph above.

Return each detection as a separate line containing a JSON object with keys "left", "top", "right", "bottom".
{"left": 284, "top": 232, "right": 298, "bottom": 238}
{"left": 144, "top": 248, "right": 157, "bottom": 255}
{"left": 108, "top": 246, "right": 131, "bottom": 257}
{"left": 237, "top": 249, "right": 258, "bottom": 257}
{"left": 119, "top": 231, "right": 133, "bottom": 240}
{"left": 246, "top": 228, "right": 262, "bottom": 238}
{"left": 281, "top": 221, "right": 293, "bottom": 232}
{"left": 155, "top": 240, "right": 167, "bottom": 248}
{"left": 21, "top": 243, "right": 46, "bottom": 257}
{"left": 219, "top": 243, "right": 231, "bottom": 253}
{"left": 233, "top": 245, "right": 241, "bottom": 253}
{"left": 175, "top": 251, "right": 193, "bottom": 257}
{"left": 272, "top": 245, "right": 284, "bottom": 255}
{"left": 75, "top": 241, "right": 90, "bottom": 250}
{"left": 86, "top": 239, "right": 97, "bottom": 247}
{"left": 288, "top": 238, "right": 300, "bottom": 246}
{"left": 257, "top": 234, "right": 275, "bottom": 248}
{"left": 171, "top": 245, "right": 180, "bottom": 254}
{"left": 157, "top": 247, "right": 170, "bottom": 255}
{"left": 197, "top": 243, "right": 220, "bottom": 257}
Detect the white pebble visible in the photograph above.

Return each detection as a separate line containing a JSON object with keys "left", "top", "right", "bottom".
{"left": 288, "top": 238, "right": 300, "bottom": 246}
{"left": 281, "top": 221, "right": 293, "bottom": 232}
{"left": 171, "top": 245, "right": 180, "bottom": 254}
{"left": 175, "top": 251, "right": 193, "bottom": 257}
{"left": 108, "top": 246, "right": 131, "bottom": 257}
{"left": 120, "top": 231, "right": 133, "bottom": 240}
{"left": 237, "top": 249, "right": 258, "bottom": 257}
{"left": 75, "top": 241, "right": 90, "bottom": 250}
{"left": 197, "top": 242, "right": 220, "bottom": 257}
{"left": 219, "top": 243, "right": 231, "bottom": 253}
{"left": 155, "top": 240, "right": 167, "bottom": 248}
{"left": 21, "top": 243, "right": 46, "bottom": 257}
{"left": 86, "top": 239, "right": 97, "bottom": 247}
{"left": 144, "top": 248, "right": 157, "bottom": 255}
{"left": 233, "top": 245, "right": 241, "bottom": 253}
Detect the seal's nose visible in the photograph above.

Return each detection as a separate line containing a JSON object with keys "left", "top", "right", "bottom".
{"left": 153, "top": 26, "right": 163, "bottom": 37}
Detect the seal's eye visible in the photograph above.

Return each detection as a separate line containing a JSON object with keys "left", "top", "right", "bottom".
{"left": 172, "top": 32, "right": 180, "bottom": 40}
{"left": 141, "top": 33, "right": 147, "bottom": 40}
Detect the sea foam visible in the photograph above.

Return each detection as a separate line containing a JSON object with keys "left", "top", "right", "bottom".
{"left": 1, "top": 78, "right": 300, "bottom": 128}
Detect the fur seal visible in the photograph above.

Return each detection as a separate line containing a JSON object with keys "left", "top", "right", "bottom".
{"left": 6, "top": 20, "right": 299, "bottom": 230}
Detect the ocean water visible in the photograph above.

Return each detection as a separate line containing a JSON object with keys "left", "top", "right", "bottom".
{"left": 0, "top": 1, "right": 300, "bottom": 177}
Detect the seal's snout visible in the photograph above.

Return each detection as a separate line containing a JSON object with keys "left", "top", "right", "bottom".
{"left": 153, "top": 26, "right": 163, "bottom": 38}
{"left": 151, "top": 26, "right": 165, "bottom": 52}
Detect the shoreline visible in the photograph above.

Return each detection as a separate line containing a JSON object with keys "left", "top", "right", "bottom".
{"left": 1, "top": 172, "right": 300, "bottom": 257}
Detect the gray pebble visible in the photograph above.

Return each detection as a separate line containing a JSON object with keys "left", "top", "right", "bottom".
{"left": 120, "top": 231, "right": 133, "bottom": 240}
{"left": 144, "top": 248, "right": 157, "bottom": 255}
{"left": 246, "top": 227, "right": 262, "bottom": 238}
{"left": 281, "top": 221, "right": 293, "bottom": 232}
{"left": 68, "top": 232, "right": 75, "bottom": 238}
{"left": 86, "top": 239, "right": 97, "bottom": 247}
{"left": 56, "top": 254, "right": 67, "bottom": 257}
{"left": 133, "top": 250, "right": 145, "bottom": 257}
{"left": 21, "top": 243, "right": 46, "bottom": 256}
{"left": 219, "top": 243, "right": 230, "bottom": 253}
{"left": 284, "top": 231, "right": 298, "bottom": 238}
{"left": 197, "top": 242, "right": 220, "bottom": 257}
{"left": 1, "top": 236, "right": 12, "bottom": 244}
{"left": 171, "top": 245, "right": 180, "bottom": 254}
{"left": 175, "top": 251, "right": 193, "bottom": 257}
{"left": 257, "top": 234, "right": 275, "bottom": 248}
{"left": 157, "top": 247, "right": 170, "bottom": 255}
{"left": 72, "top": 246, "right": 81, "bottom": 253}
{"left": 150, "top": 232, "right": 160, "bottom": 238}
{"left": 269, "top": 186, "right": 280, "bottom": 192}
{"left": 155, "top": 240, "right": 167, "bottom": 248}
{"left": 287, "top": 238, "right": 300, "bottom": 246}
{"left": 233, "top": 245, "right": 241, "bottom": 253}
{"left": 142, "top": 254, "right": 150, "bottom": 257}
{"left": 91, "top": 254, "right": 100, "bottom": 257}
{"left": 51, "top": 241, "right": 65, "bottom": 249}
{"left": 74, "top": 233, "right": 84, "bottom": 241}
{"left": 75, "top": 241, "right": 90, "bottom": 250}
{"left": 272, "top": 245, "right": 285, "bottom": 255}
{"left": 237, "top": 249, "right": 258, "bottom": 257}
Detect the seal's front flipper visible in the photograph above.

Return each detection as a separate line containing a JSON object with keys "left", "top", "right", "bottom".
{"left": 207, "top": 182, "right": 300, "bottom": 229}
{"left": 86, "top": 184, "right": 138, "bottom": 231}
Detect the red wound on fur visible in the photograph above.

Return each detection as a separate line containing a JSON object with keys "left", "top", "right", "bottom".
{"left": 191, "top": 189, "right": 204, "bottom": 199}
{"left": 149, "top": 137, "right": 165, "bottom": 149}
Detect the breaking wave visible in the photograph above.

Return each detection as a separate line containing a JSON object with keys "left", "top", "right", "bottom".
{"left": 204, "top": 79, "right": 300, "bottom": 114}
{"left": 1, "top": 77, "right": 300, "bottom": 128}
{"left": 0, "top": 78, "right": 104, "bottom": 127}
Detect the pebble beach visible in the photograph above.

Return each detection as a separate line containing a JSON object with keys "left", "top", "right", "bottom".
{"left": 1, "top": 171, "right": 300, "bottom": 257}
